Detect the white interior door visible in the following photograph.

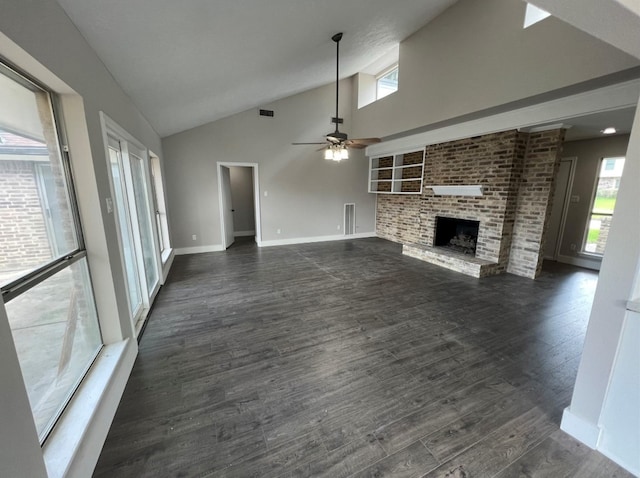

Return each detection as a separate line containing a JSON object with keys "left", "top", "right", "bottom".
{"left": 220, "top": 165, "right": 235, "bottom": 249}
{"left": 544, "top": 158, "right": 574, "bottom": 259}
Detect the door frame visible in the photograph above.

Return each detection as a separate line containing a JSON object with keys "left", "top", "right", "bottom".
{"left": 549, "top": 156, "right": 577, "bottom": 260}
{"left": 100, "top": 112, "right": 163, "bottom": 334}
{"left": 217, "top": 162, "right": 262, "bottom": 249}
{"left": 218, "top": 164, "right": 235, "bottom": 249}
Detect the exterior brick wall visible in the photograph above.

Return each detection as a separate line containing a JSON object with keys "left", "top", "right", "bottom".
{"left": 507, "top": 129, "right": 565, "bottom": 278}
{"left": 0, "top": 160, "right": 52, "bottom": 270}
{"left": 375, "top": 128, "right": 564, "bottom": 279}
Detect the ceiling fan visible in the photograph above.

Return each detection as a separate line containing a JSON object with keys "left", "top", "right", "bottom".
{"left": 292, "top": 32, "right": 381, "bottom": 161}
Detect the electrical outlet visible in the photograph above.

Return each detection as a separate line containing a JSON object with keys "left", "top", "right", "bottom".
{"left": 192, "top": 234, "right": 197, "bottom": 241}
{"left": 264, "top": 191, "right": 268, "bottom": 197}
{"left": 276, "top": 228, "right": 281, "bottom": 234}
{"left": 570, "top": 243, "right": 576, "bottom": 251}
{"left": 337, "top": 225, "right": 341, "bottom": 230}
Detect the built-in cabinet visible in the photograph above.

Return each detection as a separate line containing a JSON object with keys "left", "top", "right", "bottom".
{"left": 368, "top": 150, "right": 425, "bottom": 194}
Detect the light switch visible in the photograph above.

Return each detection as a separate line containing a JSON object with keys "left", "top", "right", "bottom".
{"left": 570, "top": 195, "right": 580, "bottom": 203}
{"left": 105, "top": 197, "right": 114, "bottom": 213}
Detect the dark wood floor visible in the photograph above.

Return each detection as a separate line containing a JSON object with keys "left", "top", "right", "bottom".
{"left": 94, "top": 237, "right": 633, "bottom": 477}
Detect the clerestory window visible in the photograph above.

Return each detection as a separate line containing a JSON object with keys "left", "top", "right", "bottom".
{"left": 376, "top": 65, "right": 398, "bottom": 100}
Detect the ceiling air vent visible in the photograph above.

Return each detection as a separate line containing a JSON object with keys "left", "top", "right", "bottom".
{"left": 259, "top": 109, "right": 274, "bottom": 117}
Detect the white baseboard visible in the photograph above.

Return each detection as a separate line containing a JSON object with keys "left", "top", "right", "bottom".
{"left": 557, "top": 254, "right": 601, "bottom": 271}
{"left": 176, "top": 233, "right": 378, "bottom": 252}
{"left": 561, "top": 407, "right": 602, "bottom": 449}
{"left": 258, "top": 232, "right": 377, "bottom": 248}
{"left": 234, "top": 230, "right": 255, "bottom": 237}
{"left": 175, "top": 244, "right": 224, "bottom": 255}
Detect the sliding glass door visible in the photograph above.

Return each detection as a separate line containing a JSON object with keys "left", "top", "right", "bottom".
{"left": 128, "top": 145, "right": 159, "bottom": 293}
{"left": 107, "top": 135, "right": 159, "bottom": 331}
{"left": 108, "top": 138, "right": 144, "bottom": 320}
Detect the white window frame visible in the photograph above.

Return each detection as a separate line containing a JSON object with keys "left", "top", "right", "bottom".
{"left": 100, "top": 113, "right": 163, "bottom": 332}
{"left": 0, "top": 61, "right": 104, "bottom": 445}
{"left": 149, "top": 152, "right": 171, "bottom": 262}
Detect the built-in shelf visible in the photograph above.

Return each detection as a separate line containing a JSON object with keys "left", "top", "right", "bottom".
{"left": 369, "top": 150, "right": 425, "bottom": 194}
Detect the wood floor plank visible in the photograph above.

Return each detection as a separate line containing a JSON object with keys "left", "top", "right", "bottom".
{"left": 420, "top": 406, "right": 559, "bottom": 478}
{"left": 93, "top": 238, "right": 631, "bottom": 477}
{"left": 372, "top": 377, "right": 515, "bottom": 456}
{"left": 421, "top": 388, "right": 539, "bottom": 463}
{"left": 285, "top": 436, "right": 387, "bottom": 478}
{"left": 492, "top": 430, "right": 592, "bottom": 478}
{"left": 349, "top": 441, "right": 439, "bottom": 478}
{"left": 494, "top": 428, "right": 635, "bottom": 478}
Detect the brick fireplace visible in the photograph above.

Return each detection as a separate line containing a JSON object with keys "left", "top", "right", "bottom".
{"left": 376, "top": 129, "right": 565, "bottom": 279}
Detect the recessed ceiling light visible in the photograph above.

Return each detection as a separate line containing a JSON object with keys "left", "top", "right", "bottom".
{"left": 601, "top": 127, "right": 617, "bottom": 135}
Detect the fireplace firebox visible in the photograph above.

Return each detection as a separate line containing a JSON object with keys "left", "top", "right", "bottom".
{"left": 435, "top": 217, "right": 480, "bottom": 255}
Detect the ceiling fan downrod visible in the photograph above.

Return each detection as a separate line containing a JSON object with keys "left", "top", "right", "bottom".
{"left": 332, "top": 32, "right": 343, "bottom": 135}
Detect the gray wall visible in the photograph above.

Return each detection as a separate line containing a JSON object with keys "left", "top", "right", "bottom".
{"left": 163, "top": 79, "right": 376, "bottom": 249}
{"left": 0, "top": 0, "right": 166, "bottom": 475}
{"left": 229, "top": 166, "right": 255, "bottom": 235}
{"left": 560, "top": 134, "right": 631, "bottom": 257}
{"left": 352, "top": 0, "right": 639, "bottom": 139}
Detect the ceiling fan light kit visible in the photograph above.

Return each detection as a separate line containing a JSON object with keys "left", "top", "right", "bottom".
{"left": 324, "top": 145, "right": 349, "bottom": 161}
{"left": 291, "top": 32, "right": 381, "bottom": 161}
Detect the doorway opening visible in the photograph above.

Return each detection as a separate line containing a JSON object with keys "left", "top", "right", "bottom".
{"left": 217, "top": 162, "right": 261, "bottom": 249}
{"left": 544, "top": 157, "right": 576, "bottom": 260}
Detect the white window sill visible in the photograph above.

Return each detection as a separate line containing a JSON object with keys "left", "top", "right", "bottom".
{"left": 577, "top": 251, "right": 603, "bottom": 260}
{"left": 43, "top": 339, "right": 135, "bottom": 478}
{"left": 161, "top": 248, "right": 173, "bottom": 264}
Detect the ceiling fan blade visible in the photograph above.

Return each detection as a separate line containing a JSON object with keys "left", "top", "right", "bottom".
{"left": 292, "top": 142, "right": 327, "bottom": 145}
{"left": 347, "top": 137, "right": 382, "bottom": 146}
{"left": 346, "top": 143, "right": 367, "bottom": 150}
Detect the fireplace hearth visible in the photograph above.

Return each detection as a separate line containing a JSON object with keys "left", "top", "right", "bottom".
{"left": 435, "top": 217, "right": 480, "bottom": 255}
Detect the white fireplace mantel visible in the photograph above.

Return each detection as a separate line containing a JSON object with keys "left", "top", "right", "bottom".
{"left": 429, "top": 185, "right": 484, "bottom": 196}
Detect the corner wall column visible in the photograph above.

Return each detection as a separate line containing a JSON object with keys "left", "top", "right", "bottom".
{"left": 561, "top": 99, "right": 640, "bottom": 456}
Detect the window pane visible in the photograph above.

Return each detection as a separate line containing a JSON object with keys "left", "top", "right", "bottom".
{"left": 5, "top": 258, "right": 102, "bottom": 439}
{"left": 584, "top": 214, "right": 610, "bottom": 253}
{"left": 377, "top": 67, "right": 398, "bottom": 99}
{"left": 150, "top": 155, "right": 170, "bottom": 255}
{"left": 130, "top": 152, "right": 158, "bottom": 292}
{"left": 584, "top": 157, "right": 625, "bottom": 254}
{"left": 0, "top": 73, "right": 79, "bottom": 288}
{"left": 594, "top": 157, "right": 625, "bottom": 214}
{"left": 108, "top": 146, "right": 143, "bottom": 315}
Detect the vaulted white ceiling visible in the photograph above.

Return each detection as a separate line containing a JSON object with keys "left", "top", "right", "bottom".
{"left": 55, "top": 0, "right": 457, "bottom": 137}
